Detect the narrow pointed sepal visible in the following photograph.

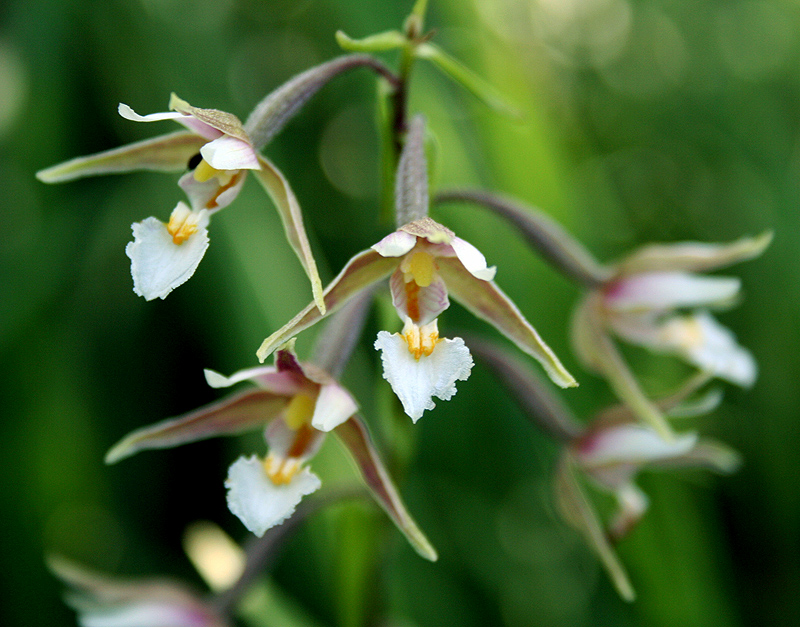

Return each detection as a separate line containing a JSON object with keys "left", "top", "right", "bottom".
{"left": 334, "top": 416, "right": 438, "bottom": 561}
{"left": 253, "top": 155, "right": 325, "bottom": 314}
{"left": 554, "top": 455, "right": 636, "bottom": 602}
{"left": 105, "top": 389, "right": 290, "bottom": 464}
{"left": 617, "top": 231, "right": 773, "bottom": 275}
{"left": 437, "top": 257, "right": 578, "bottom": 389}
{"left": 36, "top": 131, "right": 206, "bottom": 183}
{"left": 225, "top": 456, "right": 321, "bottom": 537}
{"left": 374, "top": 331, "right": 473, "bottom": 422}
{"left": 257, "top": 249, "right": 398, "bottom": 362}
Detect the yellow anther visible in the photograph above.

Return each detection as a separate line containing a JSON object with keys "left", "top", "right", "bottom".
{"left": 166, "top": 205, "right": 200, "bottom": 245}
{"left": 401, "top": 251, "right": 436, "bottom": 287}
{"left": 402, "top": 320, "right": 440, "bottom": 360}
{"left": 284, "top": 393, "right": 316, "bottom": 430}
{"left": 263, "top": 455, "right": 301, "bottom": 485}
{"left": 193, "top": 159, "right": 223, "bottom": 183}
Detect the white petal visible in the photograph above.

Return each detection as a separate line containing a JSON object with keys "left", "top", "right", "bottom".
{"left": 389, "top": 268, "right": 449, "bottom": 325}
{"left": 125, "top": 209, "right": 210, "bottom": 301}
{"left": 605, "top": 272, "right": 740, "bottom": 311}
{"left": 225, "top": 456, "right": 321, "bottom": 537}
{"left": 204, "top": 366, "right": 276, "bottom": 388}
{"left": 200, "top": 135, "right": 260, "bottom": 171}
{"left": 179, "top": 170, "right": 246, "bottom": 212}
{"left": 118, "top": 103, "right": 185, "bottom": 123}
{"left": 372, "top": 231, "right": 417, "bottom": 257}
{"left": 374, "top": 331, "right": 473, "bottom": 422}
{"left": 311, "top": 383, "right": 358, "bottom": 431}
{"left": 663, "top": 312, "right": 757, "bottom": 387}
{"left": 579, "top": 424, "right": 698, "bottom": 468}
{"left": 450, "top": 237, "right": 496, "bottom": 281}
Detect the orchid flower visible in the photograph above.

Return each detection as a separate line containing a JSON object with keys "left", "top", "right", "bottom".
{"left": 572, "top": 233, "right": 771, "bottom": 437}
{"left": 37, "top": 55, "right": 398, "bottom": 308}
{"left": 436, "top": 189, "right": 770, "bottom": 439}
{"left": 557, "top": 403, "right": 741, "bottom": 601}
{"left": 257, "top": 117, "right": 576, "bottom": 422}
{"left": 48, "top": 556, "right": 230, "bottom": 627}
{"left": 105, "top": 343, "right": 437, "bottom": 561}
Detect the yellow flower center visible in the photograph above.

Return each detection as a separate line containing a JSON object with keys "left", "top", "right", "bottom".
{"left": 402, "top": 319, "right": 440, "bottom": 360}
{"left": 193, "top": 159, "right": 224, "bottom": 183}
{"left": 166, "top": 204, "right": 201, "bottom": 245}
{"left": 401, "top": 250, "right": 436, "bottom": 287}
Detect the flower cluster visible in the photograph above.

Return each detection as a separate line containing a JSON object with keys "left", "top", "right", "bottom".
{"left": 38, "top": 4, "right": 769, "bottom": 622}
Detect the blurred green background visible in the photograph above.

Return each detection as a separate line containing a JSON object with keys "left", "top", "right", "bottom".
{"left": 1, "top": 0, "right": 798, "bottom": 625}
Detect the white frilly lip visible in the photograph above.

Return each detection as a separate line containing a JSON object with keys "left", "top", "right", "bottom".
{"left": 374, "top": 331, "right": 473, "bottom": 422}
{"left": 661, "top": 311, "right": 757, "bottom": 387}
{"left": 125, "top": 205, "right": 210, "bottom": 301}
{"left": 225, "top": 456, "right": 321, "bottom": 537}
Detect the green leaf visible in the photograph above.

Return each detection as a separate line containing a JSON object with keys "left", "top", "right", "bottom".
{"left": 415, "top": 42, "right": 521, "bottom": 117}
{"left": 415, "top": 43, "right": 521, "bottom": 118}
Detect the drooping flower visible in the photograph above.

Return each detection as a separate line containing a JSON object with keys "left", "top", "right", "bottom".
{"left": 37, "top": 55, "right": 398, "bottom": 308}
{"left": 105, "top": 343, "right": 437, "bottom": 560}
{"left": 557, "top": 404, "right": 741, "bottom": 601}
{"left": 257, "top": 118, "right": 576, "bottom": 422}
{"left": 48, "top": 556, "right": 230, "bottom": 627}
{"left": 572, "top": 233, "right": 771, "bottom": 436}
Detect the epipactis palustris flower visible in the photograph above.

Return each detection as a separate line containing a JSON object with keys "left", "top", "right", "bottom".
{"left": 572, "top": 232, "right": 771, "bottom": 437}
{"left": 256, "top": 216, "right": 577, "bottom": 422}
{"left": 37, "top": 95, "right": 324, "bottom": 309}
{"left": 556, "top": 387, "right": 741, "bottom": 601}
{"left": 105, "top": 343, "right": 436, "bottom": 560}
{"left": 48, "top": 556, "right": 230, "bottom": 627}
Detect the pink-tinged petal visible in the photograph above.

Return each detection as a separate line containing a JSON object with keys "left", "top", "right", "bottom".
{"left": 374, "top": 332, "right": 473, "bottom": 422}
{"left": 36, "top": 132, "right": 207, "bottom": 183}
{"left": 604, "top": 272, "right": 740, "bottom": 311}
{"left": 450, "top": 237, "right": 496, "bottom": 281}
{"left": 125, "top": 207, "right": 210, "bottom": 301}
{"left": 168, "top": 94, "right": 250, "bottom": 143}
{"left": 659, "top": 311, "right": 757, "bottom": 387}
{"left": 253, "top": 155, "right": 325, "bottom": 314}
{"left": 225, "top": 456, "right": 321, "bottom": 537}
{"left": 572, "top": 295, "right": 675, "bottom": 439}
{"left": 372, "top": 230, "right": 418, "bottom": 257}
{"left": 554, "top": 456, "right": 636, "bottom": 602}
{"left": 608, "top": 483, "right": 649, "bottom": 541}
{"left": 389, "top": 268, "right": 449, "bottom": 325}
{"left": 203, "top": 367, "right": 301, "bottom": 396}
{"left": 311, "top": 383, "right": 358, "bottom": 431}
{"left": 257, "top": 249, "right": 399, "bottom": 362}
{"left": 617, "top": 232, "right": 772, "bottom": 274}
{"left": 200, "top": 136, "right": 260, "bottom": 171}
{"left": 104, "top": 389, "right": 290, "bottom": 463}
{"left": 179, "top": 170, "right": 247, "bottom": 212}
{"left": 577, "top": 424, "right": 698, "bottom": 469}
{"left": 48, "top": 557, "right": 229, "bottom": 627}
{"left": 400, "top": 216, "right": 455, "bottom": 244}
{"left": 438, "top": 257, "right": 577, "bottom": 389}
{"left": 334, "top": 416, "right": 438, "bottom": 561}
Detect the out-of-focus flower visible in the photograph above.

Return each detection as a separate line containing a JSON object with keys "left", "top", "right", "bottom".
{"left": 257, "top": 118, "right": 576, "bottom": 422}
{"left": 105, "top": 342, "right": 436, "bottom": 560}
{"left": 555, "top": 379, "right": 740, "bottom": 601}
{"left": 572, "top": 233, "right": 771, "bottom": 436}
{"left": 48, "top": 556, "right": 229, "bottom": 627}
